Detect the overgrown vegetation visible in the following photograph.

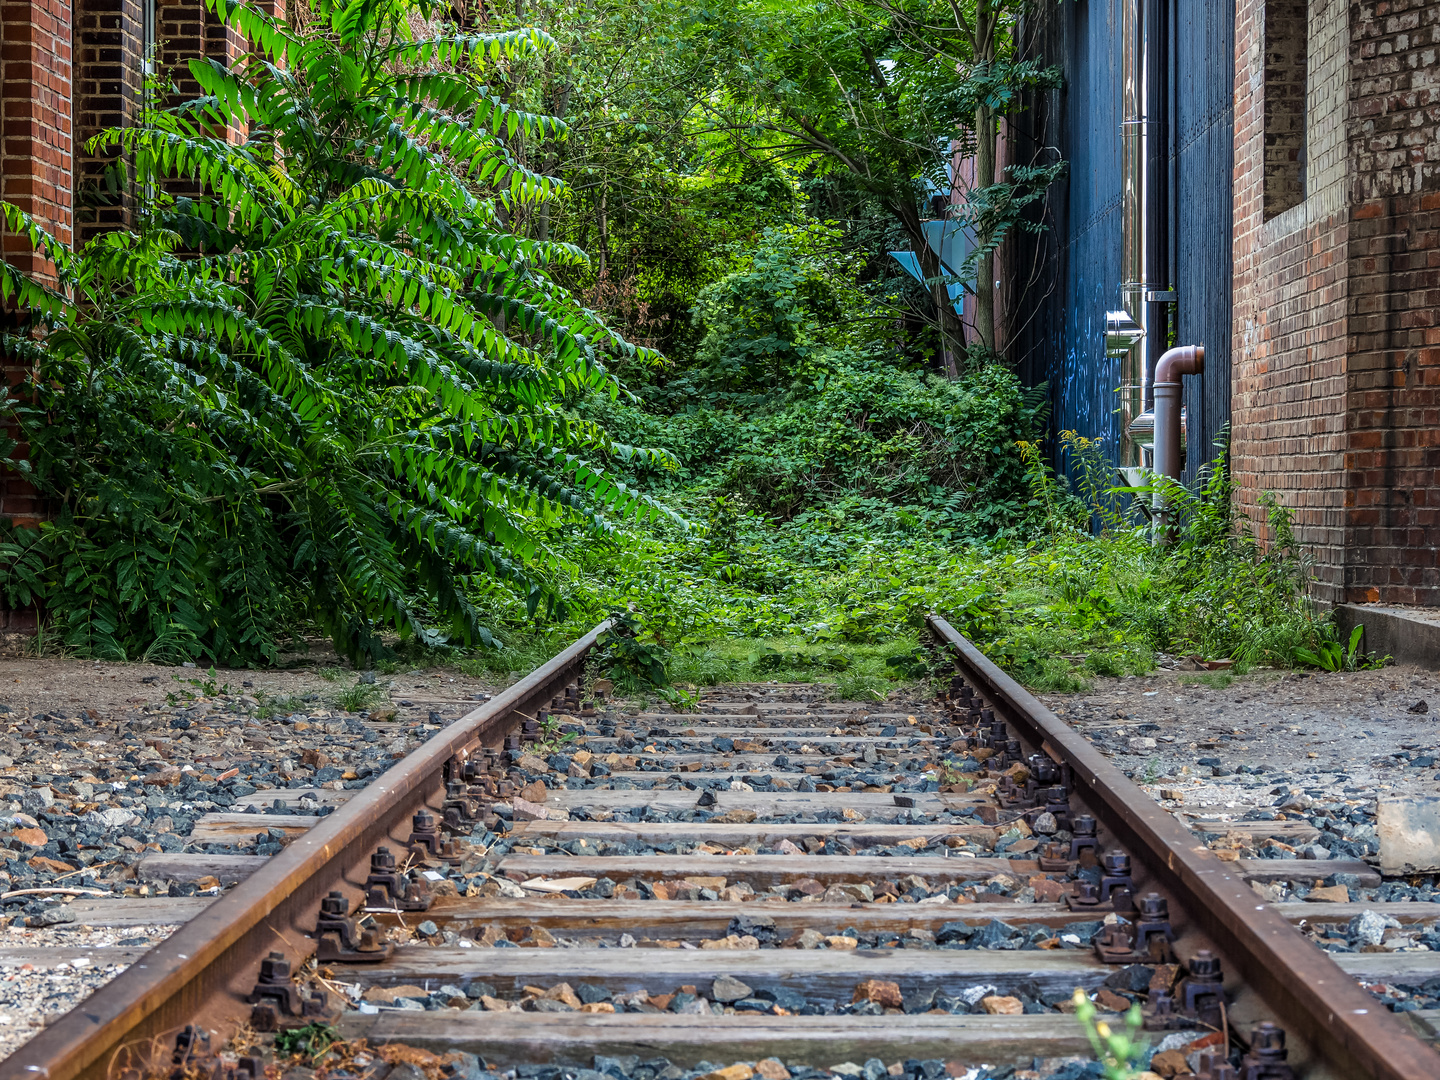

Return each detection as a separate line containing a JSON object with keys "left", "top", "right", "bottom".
{"left": 0, "top": 0, "right": 668, "bottom": 666}
{"left": 0, "top": 0, "right": 1343, "bottom": 694}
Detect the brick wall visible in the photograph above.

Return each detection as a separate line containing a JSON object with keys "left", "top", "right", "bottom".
{"left": 73, "top": 0, "right": 147, "bottom": 242}
{"left": 158, "top": 0, "right": 246, "bottom": 103}
{"left": 1264, "top": 0, "right": 1311, "bottom": 218}
{"left": 1231, "top": 0, "right": 1440, "bottom": 607}
{"left": 1, "top": 0, "right": 74, "bottom": 280}
{"left": 0, "top": 0, "right": 74, "bottom": 629}
{"left": 1232, "top": 0, "right": 1353, "bottom": 604}
{"left": 1342, "top": 0, "right": 1440, "bottom": 604}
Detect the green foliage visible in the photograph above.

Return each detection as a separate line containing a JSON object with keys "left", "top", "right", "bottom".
{"left": 595, "top": 612, "right": 671, "bottom": 688}
{"left": 333, "top": 681, "right": 388, "bottom": 712}
{"left": 690, "top": 223, "right": 868, "bottom": 398}
{"left": 0, "top": 0, "right": 670, "bottom": 665}
{"left": 1294, "top": 625, "right": 1387, "bottom": 672}
{"left": 585, "top": 224, "right": 1047, "bottom": 536}
{"left": 1072, "top": 989, "right": 1146, "bottom": 1080}
{"left": 273, "top": 1022, "right": 339, "bottom": 1061}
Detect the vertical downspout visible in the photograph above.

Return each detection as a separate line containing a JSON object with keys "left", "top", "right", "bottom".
{"left": 1104, "top": 0, "right": 1172, "bottom": 474}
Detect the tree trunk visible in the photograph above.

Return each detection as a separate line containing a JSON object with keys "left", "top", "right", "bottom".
{"left": 535, "top": 83, "right": 571, "bottom": 244}
{"left": 597, "top": 189, "right": 609, "bottom": 279}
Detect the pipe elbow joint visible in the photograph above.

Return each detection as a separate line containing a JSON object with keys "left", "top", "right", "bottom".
{"left": 1155, "top": 344, "right": 1204, "bottom": 384}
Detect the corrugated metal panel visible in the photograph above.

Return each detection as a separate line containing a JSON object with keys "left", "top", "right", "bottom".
{"left": 1012, "top": 0, "right": 1234, "bottom": 488}
{"left": 1172, "top": 0, "right": 1235, "bottom": 481}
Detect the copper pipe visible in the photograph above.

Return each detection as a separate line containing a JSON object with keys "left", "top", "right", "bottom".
{"left": 1152, "top": 343, "right": 1204, "bottom": 484}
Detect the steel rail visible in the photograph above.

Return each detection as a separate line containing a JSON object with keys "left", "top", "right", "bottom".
{"left": 0, "top": 620, "right": 611, "bottom": 1080}
{"left": 926, "top": 613, "right": 1439, "bottom": 1080}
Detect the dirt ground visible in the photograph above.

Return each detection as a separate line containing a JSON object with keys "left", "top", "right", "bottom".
{"left": 0, "top": 647, "right": 504, "bottom": 720}
{"left": 1037, "top": 661, "right": 1440, "bottom": 812}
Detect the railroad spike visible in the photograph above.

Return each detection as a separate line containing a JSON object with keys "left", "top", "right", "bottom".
{"left": 169, "top": 1026, "right": 262, "bottom": 1080}
{"left": 1195, "top": 1052, "right": 1238, "bottom": 1080}
{"left": 315, "top": 890, "right": 394, "bottom": 963}
{"left": 1092, "top": 892, "right": 1175, "bottom": 963}
{"left": 407, "top": 807, "right": 463, "bottom": 864}
{"left": 1069, "top": 814, "right": 1100, "bottom": 861}
{"left": 1099, "top": 850, "right": 1134, "bottom": 901}
{"left": 1065, "top": 880, "right": 1104, "bottom": 910}
{"left": 364, "top": 844, "right": 432, "bottom": 911}
{"left": 246, "top": 951, "right": 330, "bottom": 1031}
{"left": 172, "top": 1025, "right": 209, "bottom": 1070}
{"left": 1178, "top": 949, "right": 1227, "bottom": 1027}
{"left": 443, "top": 780, "right": 492, "bottom": 832}
{"left": 1037, "top": 841, "right": 1072, "bottom": 873}
{"left": 1132, "top": 893, "right": 1177, "bottom": 960}
{"left": 1239, "top": 1022, "right": 1294, "bottom": 1080}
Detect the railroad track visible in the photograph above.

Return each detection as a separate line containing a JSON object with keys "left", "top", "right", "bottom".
{"left": 3, "top": 617, "right": 1439, "bottom": 1080}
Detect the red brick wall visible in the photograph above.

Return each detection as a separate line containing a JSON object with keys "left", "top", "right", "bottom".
{"left": 1232, "top": 0, "right": 1440, "bottom": 607}
{"left": 73, "top": 0, "right": 146, "bottom": 242}
{"left": 0, "top": 0, "right": 73, "bottom": 629}
{"left": 1342, "top": 0, "right": 1440, "bottom": 604}
{"left": 1231, "top": 0, "right": 1353, "bottom": 604}
{"left": 1, "top": 0, "right": 74, "bottom": 280}
{"left": 1264, "top": 0, "right": 1310, "bottom": 219}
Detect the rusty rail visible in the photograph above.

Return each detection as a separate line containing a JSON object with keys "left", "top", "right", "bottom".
{"left": 0, "top": 620, "right": 611, "bottom": 1080}
{"left": 926, "top": 613, "right": 1439, "bottom": 1080}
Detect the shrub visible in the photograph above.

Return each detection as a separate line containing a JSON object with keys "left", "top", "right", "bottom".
{"left": 0, "top": 0, "right": 668, "bottom": 665}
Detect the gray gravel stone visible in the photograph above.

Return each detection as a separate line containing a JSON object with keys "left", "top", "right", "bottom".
{"left": 710, "top": 974, "right": 752, "bottom": 1002}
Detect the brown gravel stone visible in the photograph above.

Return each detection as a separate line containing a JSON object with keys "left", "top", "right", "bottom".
{"left": 1031, "top": 878, "right": 1068, "bottom": 902}
{"left": 852, "top": 979, "right": 903, "bottom": 1008}
{"left": 27, "top": 856, "right": 75, "bottom": 874}
{"left": 1148, "top": 1049, "right": 1191, "bottom": 1077}
{"left": 1094, "top": 988, "right": 1132, "bottom": 1013}
{"left": 980, "top": 995, "right": 1022, "bottom": 1015}
{"left": 1148, "top": 964, "right": 1180, "bottom": 995}
{"left": 1307, "top": 884, "right": 1350, "bottom": 903}
{"left": 754, "top": 1059, "right": 790, "bottom": 1080}
{"left": 544, "top": 983, "right": 582, "bottom": 1008}
{"left": 11, "top": 827, "right": 46, "bottom": 848}
{"left": 512, "top": 796, "right": 553, "bottom": 821}
{"left": 701, "top": 1066, "right": 754, "bottom": 1080}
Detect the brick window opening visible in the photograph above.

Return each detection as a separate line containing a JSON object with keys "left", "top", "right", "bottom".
{"left": 1263, "top": 0, "right": 1308, "bottom": 220}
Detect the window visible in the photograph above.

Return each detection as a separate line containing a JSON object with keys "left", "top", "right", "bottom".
{"left": 1263, "top": 0, "right": 1308, "bottom": 219}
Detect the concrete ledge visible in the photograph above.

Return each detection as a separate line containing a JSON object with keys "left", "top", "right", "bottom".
{"left": 1337, "top": 605, "right": 1440, "bottom": 669}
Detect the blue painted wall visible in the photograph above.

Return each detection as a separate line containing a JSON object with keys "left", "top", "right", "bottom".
{"left": 1013, "top": 0, "right": 1234, "bottom": 485}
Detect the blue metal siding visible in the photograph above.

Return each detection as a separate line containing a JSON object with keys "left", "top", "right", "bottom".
{"left": 1014, "top": 0, "right": 1233, "bottom": 486}
{"left": 1172, "top": 0, "right": 1236, "bottom": 479}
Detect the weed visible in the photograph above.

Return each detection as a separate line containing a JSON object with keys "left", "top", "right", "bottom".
{"left": 1294, "top": 625, "right": 1389, "bottom": 672}
{"left": 1181, "top": 671, "right": 1235, "bottom": 689}
{"left": 167, "top": 668, "right": 231, "bottom": 703}
{"left": 1072, "top": 988, "right": 1146, "bottom": 1079}
{"left": 1140, "top": 758, "right": 1160, "bottom": 784}
{"left": 831, "top": 670, "right": 891, "bottom": 702}
{"left": 316, "top": 666, "right": 341, "bottom": 682}
{"left": 333, "top": 682, "right": 388, "bottom": 712}
{"left": 273, "top": 1022, "right": 339, "bottom": 1061}
{"left": 937, "top": 760, "right": 972, "bottom": 788}
{"left": 254, "top": 693, "right": 308, "bottom": 720}
{"left": 530, "top": 713, "right": 579, "bottom": 755}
